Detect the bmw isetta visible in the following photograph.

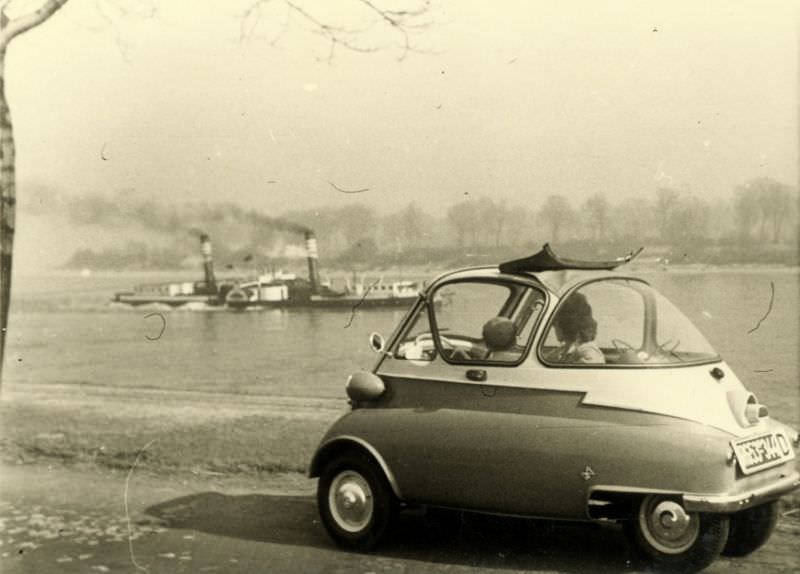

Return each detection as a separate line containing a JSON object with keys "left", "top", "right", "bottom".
{"left": 309, "top": 245, "right": 799, "bottom": 571}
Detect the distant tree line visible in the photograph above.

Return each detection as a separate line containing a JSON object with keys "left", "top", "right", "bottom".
{"left": 282, "top": 176, "right": 798, "bottom": 267}
{"left": 66, "top": 176, "right": 798, "bottom": 271}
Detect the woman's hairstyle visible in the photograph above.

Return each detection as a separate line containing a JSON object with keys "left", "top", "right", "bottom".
{"left": 554, "top": 291, "right": 597, "bottom": 343}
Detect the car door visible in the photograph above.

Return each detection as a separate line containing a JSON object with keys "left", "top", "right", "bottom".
{"left": 373, "top": 277, "right": 562, "bottom": 515}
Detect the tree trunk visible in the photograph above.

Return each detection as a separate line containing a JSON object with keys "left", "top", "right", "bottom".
{"left": 0, "top": 49, "right": 14, "bottom": 389}
{"left": 0, "top": 0, "right": 71, "bottom": 388}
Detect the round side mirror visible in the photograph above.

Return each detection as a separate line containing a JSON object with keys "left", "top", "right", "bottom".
{"left": 369, "top": 332, "right": 385, "bottom": 353}
{"left": 346, "top": 371, "right": 386, "bottom": 403}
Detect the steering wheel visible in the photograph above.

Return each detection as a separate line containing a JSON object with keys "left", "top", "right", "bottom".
{"left": 415, "top": 332, "right": 471, "bottom": 360}
{"left": 612, "top": 338, "right": 636, "bottom": 351}
{"left": 447, "top": 346, "right": 472, "bottom": 360}
{"left": 655, "top": 339, "right": 683, "bottom": 361}
{"left": 414, "top": 332, "right": 435, "bottom": 346}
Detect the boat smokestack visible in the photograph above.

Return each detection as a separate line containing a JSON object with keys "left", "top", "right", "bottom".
{"left": 199, "top": 233, "right": 217, "bottom": 291}
{"left": 305, "top": 230, "right": 321, "bottom": 295}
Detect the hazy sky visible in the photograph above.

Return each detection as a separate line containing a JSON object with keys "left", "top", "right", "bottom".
{"left": 8, "top": 0, "right": 799, "bottom": 221}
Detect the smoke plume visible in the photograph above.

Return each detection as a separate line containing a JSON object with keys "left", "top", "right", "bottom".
{"left": 20, "top": 187, "right": 314, "bottom": 270}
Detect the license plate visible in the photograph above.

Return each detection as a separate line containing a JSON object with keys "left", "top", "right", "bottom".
{"left": 732, "top": 432, "right": 796, "bottom": 475}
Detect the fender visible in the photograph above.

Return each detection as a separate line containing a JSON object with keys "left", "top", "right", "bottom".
{"left": 308, "top": 434, "right": 403, "bottom": 499}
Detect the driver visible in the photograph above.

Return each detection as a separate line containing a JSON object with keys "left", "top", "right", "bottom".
{"left": 551, "top": 292, "right": 605, "bottom": 364}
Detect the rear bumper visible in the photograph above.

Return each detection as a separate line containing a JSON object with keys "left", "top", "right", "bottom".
{"left": 683, "top": 470, "right": 800, "bottom": 513}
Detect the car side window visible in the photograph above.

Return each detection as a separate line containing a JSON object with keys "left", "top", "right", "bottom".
{"left": 541, "top": 280, "right": 645, "bottom": 365}
{"left": 429, "top": 281, "right": 544, "bottom": 364}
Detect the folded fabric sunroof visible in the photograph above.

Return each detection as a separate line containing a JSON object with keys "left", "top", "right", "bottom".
{"left": 499, "top": 243, "right": 643, "bottom": 273}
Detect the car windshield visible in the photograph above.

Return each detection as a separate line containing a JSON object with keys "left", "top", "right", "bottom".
{"left": 541, "top": 279, "right": 719, "bottom": 366}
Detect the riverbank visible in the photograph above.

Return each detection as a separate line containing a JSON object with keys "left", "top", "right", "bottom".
{"left": 0, "top": 382, "right": 345, "bottom": 476}
{"left": 1, "top": 381, "right": 798, "bottom": 512}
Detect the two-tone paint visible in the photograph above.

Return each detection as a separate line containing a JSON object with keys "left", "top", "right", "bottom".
{"left": 310, "top": 266, "right": 799, "bottom": 521}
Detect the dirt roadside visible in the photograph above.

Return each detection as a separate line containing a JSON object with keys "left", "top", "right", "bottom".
{"left": 2, "top": 383, "right": 799, "bottom": 572}
{"left": 1, "top": 460, "right": 800, "bottom": 574}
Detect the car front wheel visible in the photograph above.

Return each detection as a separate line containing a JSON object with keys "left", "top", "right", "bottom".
{"left": 317, "top": 451, "right": 396, "bottom": 550}
{"left": 625, "top": 495, "right": 729, "bottom": 572}
{"left": 722, "top": 501, "right": 778, "bottom": 557}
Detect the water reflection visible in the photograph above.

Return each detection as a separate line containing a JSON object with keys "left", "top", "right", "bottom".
{"left": 201, "top": 311, "right": 219, "bottom": 342}
{"left": 259, "top": 308, "right": 290, "bottom": 332}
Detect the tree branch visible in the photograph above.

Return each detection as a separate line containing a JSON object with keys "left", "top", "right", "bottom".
{"left": 241, "top": 0, "right": 434, "bottom": 62}
{"left": 0, "top": 0, "right": 69, "bottom": 49}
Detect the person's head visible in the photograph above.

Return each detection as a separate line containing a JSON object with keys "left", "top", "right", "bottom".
{"left": 553, "top": 292, "right": 597, "bottom": 344}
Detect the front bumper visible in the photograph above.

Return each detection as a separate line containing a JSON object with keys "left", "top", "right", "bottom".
{"left": 683, "top": 470, "right": 800, "bottom": 513}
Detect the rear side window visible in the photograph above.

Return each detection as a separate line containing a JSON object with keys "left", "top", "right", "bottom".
{"left": 541, "top": 279, "right": 718, "bottom": 366}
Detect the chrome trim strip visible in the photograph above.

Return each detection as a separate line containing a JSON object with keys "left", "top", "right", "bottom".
{"left": 587, "top": 471, "right": 800, "bottom": 517}
{"left": 683, "top": 471, "right": 800, "bottom": 513}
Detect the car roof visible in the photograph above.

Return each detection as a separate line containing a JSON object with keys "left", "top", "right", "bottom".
{"left": 426, "top": 245, "right": 646, "bottom": 297}
{"left": 427, "top": 266, "right": 643, "bottom": 297}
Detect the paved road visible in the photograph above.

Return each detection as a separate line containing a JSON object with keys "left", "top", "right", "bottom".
{"left": 1, "top": 462, "right": 798, "bottom": 573}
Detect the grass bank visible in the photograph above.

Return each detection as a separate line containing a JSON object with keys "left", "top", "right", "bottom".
{"left": 0, "top": 383, "right": 344, "bottom": 476}
{"left": 2, "top": 382, "right": 798, "bottom": 512}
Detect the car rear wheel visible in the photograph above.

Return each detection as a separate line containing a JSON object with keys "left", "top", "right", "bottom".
{"left": 722, "top": 501, "right": 778, "bottom": 557}
{"left": 317, "top": 451, "right": 396, "bottom": 550}
{"left": 625, "top": 495, "right": 729, "bottom": 572}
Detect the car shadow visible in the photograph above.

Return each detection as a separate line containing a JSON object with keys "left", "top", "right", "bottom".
{"left": 145, "top": 491, "right": 639, "bottom": 572}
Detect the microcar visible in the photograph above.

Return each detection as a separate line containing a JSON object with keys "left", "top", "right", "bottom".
{"left": 309, "top": 245, "right": 799, "bottom": 571}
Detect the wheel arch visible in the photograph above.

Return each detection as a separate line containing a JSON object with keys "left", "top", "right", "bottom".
{"left": 309, "top": 436, "right": 403, "bottom": 499}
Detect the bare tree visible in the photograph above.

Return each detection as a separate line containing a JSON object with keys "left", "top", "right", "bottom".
{"left": 447, "top": 200, "right": 481, "bottom": 248}
{"left": 240, "top": 0, "right": 434, "bottom": 62}
{"left": 480, "top": 197, "right": 509, "bottom": 248}
{"left": 397, "top": 201, "right": 436, "bottom": 248}
{"left": 733, "top": 177, "right": 797, "bottom": 243}
{"left": 654, "top": 187, "right": 679, "bottom": 243}
{"left": 538, "top": 194, "right": 574, "bottom": 244}
{"left": 584, "top": 192, "right": 609, "bottom": 241}
{"left": 0, "top": 0, "right": 434, "bottom": 386}
{"left": 611, "top": 196, "right": 653, "bottom": 242}
{"left": 733, "top": 183, "right": 760, "bottom": 240}
{"left": 1, "top": 0, "right": 70, "bottom": 388}
{"left": 755, "top": 178, "right": 794, "bottom": 243}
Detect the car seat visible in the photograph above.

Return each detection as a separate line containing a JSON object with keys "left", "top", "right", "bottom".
{"left": 481, "top": 317, "right": 517, "bottom": 360}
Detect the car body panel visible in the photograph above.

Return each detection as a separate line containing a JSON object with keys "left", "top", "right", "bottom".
{"left": 311, "top": 259, "right": 799, "bottom": 525}
{"left": 315, "top": 374, "right": 797, "bottom": 518}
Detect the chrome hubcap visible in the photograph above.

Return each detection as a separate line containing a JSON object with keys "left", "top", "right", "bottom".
{"left": 329, "top": 470, "right": 373, "bottom": 533}
{"left": 639, "top": 496, "right": 699, "bottom": 554}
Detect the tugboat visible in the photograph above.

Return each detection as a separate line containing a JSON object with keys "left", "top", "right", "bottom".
{"left": 112, "top": 231, "right": 421, "bottom": 310}
{"left": 112, "top": 233, "right": 233, "bottom": 307}
{"left": 224, "top": 232, "right": 420, "bottom": 309}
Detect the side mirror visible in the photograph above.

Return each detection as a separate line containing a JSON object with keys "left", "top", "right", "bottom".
{"left": 368, "top": 332, "right": 385, "bottom": 353}
{"left": 346, "top": 371, "right": 386, "bottom": 403}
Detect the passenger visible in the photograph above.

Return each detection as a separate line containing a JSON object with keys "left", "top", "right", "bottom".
{"left": 551, "top": 292, "right": 605, "bottom": 364}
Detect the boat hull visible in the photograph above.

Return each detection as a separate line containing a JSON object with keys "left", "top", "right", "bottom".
{"left": 113, "top": 292, "right": 417, "bottom": 309}
{"left": 112, "top": 293, "right": 221, "bottom": 307}
{"left": 227, "top": 294, "right": 418, "bottom": 310}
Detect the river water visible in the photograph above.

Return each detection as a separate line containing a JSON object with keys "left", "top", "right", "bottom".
{"left": 5, "top": 268, "right": 799, "bottom": 427}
